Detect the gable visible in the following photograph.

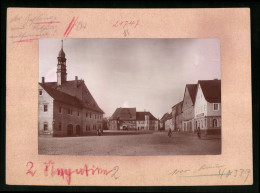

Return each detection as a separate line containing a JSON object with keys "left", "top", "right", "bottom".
{"left": 42, "top": 80, "right": 104, "bottom": 113}
{"left": 199, "top": 80, "right": 221, "bottom": 103}
{"left": 111, "top": 108, "right": 136, "bottom": 120}
{"left": 182, "top": 87, "right": 193, "bottom": 111}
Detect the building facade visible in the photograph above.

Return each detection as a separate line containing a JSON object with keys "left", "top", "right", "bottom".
{"left": 160, "top": 112, "right": 169, "bottom": 131}
{"left": 175, "top": 101, "right": 183, "bottom": 132}
{"left": 165, "top": 113, "right": 173, "bottom": 131}
{"left": 108, "top": 108, "right": 159, "bottom": 131}
{"left": 181, "top": 84, "right": 197, "bottom": 133}
{"left": 38, "top": 40, "right": 104, "bottom": 137}
{"left": 194, "top": 79, "right": 221, "bottom": 135}
{"left": 136, "top": 112, "right": 159, "bottom": 130}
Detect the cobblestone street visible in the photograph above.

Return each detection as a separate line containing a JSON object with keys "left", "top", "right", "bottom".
{"left": 39, "top": 131, "right": 221, "bottom": 156}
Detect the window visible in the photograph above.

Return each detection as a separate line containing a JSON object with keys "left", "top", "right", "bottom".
{"left": 213, "top": 103, "right": 220, "bottom": 111}
{"left": 67, "top": 108, "right": 73, "bottom": 115}
{"left": 59, "top": 106, "right": 62, "bottom": 113}
{"left": 77, "top": 111, "right": 80, "bottom": 116}
{"left": 44, "top": 105, "right": 48, "bottom": 112}
{"left": 39, "top": 90, "right": 42, "bottom": 96}
{"left": 86, "top": 113, "right": 88, "bottom": 118}
{"left": 90, "top": 113, "right": 92, "bottom": 118}
{"left": 44, "top": 123, "right": 48, "bottom": 131}
{"left": 58, "top": 122, "right": 62, "bottom": 131}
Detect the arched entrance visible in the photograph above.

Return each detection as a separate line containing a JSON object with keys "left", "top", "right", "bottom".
{"left": 67, "top": 124, "right": 73, "bottom": 136}
{"left": 76, "top": 125, "right": 82, "bottom": 135}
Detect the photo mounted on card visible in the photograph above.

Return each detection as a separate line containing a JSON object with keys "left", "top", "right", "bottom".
{"left": 38, "top": 38, "right": 221, "bottom": 156}
{"left": 6, "top": 8, "right": 252, "bottom": 186}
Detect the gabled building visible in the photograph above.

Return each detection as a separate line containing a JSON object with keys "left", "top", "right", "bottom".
{"left": 38, "top": 40, "right": 104, "bottom": 137}
{"left": 165, "top": 113, "right": 173, "bottom": 131}
{"left": 160, "top": 112, "right": 170, "bottom": 130}
{"left": 136, "top": 111, "right": 159, "bottom": 131}
{"left": 109, "top": 108, "right": 137, "bottom": 130}
{"left": 108, "top": 108, "right": 158, "bottom": 131}
{"left": 175, "top": 101, "right": 183, "bottom": 132}
{"left": 181, "top": 84, "right": 197, "bottom": 132}
{"left": 194, "top": 79, "right": 221, "bottom": 135}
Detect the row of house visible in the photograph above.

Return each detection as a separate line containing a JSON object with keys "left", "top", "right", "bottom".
{"left": 161, "top": 79, "right": 221, "bottom": 135}
{"left": 108, "top": 108, "right": 159, "bottom": 131}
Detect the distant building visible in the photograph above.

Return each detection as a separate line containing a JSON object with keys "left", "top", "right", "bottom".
{"left": 38, "top": 40, "right": 104, "bottom": 137}
{"left": 109, "top": 108, "right": 136, "bottom": 130}
{"left": 181, "top": 84, "right": 197, "bottom": 133}
{"left": 175, "top": 101, "right": 183, "bottom": 132}
{"left": 165, "top": 113, "right": 173, "bottom": 131}
{"left": 136, "top": 112, "right": 159, "bottom": 130}
{"left": 160, "top": 112, "right": 170, "bottom": 130}
{"left": 194, "top": 79, "right": 221, "bottom": 135}
{"left": 108, "top": 108, "right": 159, "bottom": 130}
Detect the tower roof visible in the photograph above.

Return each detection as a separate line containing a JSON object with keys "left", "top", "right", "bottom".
{"left": 58, "top": 40, "right": 66, "bottom": 58}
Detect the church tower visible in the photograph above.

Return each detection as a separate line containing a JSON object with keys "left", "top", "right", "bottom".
{"left": 57, "top": 40, "right": 67, "bottom": 86}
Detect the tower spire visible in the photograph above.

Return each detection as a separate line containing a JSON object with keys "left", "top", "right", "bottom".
{"left": 57, "top": 39, "right": 67, "bottom": 86}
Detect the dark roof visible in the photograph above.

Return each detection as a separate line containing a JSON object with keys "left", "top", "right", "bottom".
{"left": 166, "top": 113, "right": 172, "bottom": 120}
{"left": 136, "top": 112, "right": 158, "bottom": 121}
{"left": 110, "top": 108, "right": 136, "bottom": 120}
{"left": 42, "top": 80, "right": 104, "bottom": 113}
{"left": 39, "top": 83, "right": 81, "bottom": 107}
{"left": 176, "top": 101, "right": 183, "bottom": 115}
{"left": 186, "top": 84, "right": 198, "bottom": 104}
{"left": 160, "top": 112, "right": 169, "bottom": 121}
{"left": 198, "top": 79, "right": 221, "bottom": 103}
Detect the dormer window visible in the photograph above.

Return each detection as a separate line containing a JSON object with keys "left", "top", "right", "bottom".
{"left": 39, "top": 90, "right": 43, "bottom": 96}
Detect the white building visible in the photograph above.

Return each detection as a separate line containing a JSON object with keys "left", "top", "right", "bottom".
{"left": 194, "top": 79, "right": 221, "bottom": 135}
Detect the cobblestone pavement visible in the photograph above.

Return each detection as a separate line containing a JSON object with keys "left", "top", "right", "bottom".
{"left": 38, "top": 131, "right": 221, "bottom": 155}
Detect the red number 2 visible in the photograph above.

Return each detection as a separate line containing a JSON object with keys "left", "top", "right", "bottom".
{"left": 26, "top": 161, "right": 36, "bottom": 176}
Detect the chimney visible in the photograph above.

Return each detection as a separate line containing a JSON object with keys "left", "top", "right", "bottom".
{"left": 75, "top": 76, "right": 78, "bottom": 87}
{"left": 42, "top": 77, "right": 45, "bottom": 84}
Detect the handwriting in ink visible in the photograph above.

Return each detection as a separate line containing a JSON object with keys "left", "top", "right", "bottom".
{"left": 168, "top": 164, "right": 251, "bottom": 183}
{"left": 10, "top": 14, "right": 59, "bottom": 43}
{"left": 111, "top": 166, "right": 120, "bottom": 180}
{"left": 26, "top": 161, "right": 36, "bottom": 176}
{"left": 123, "top": 29, "right": 130, "bottom": 37}
{"left": 64, "top": 17, "right": 78, "bottom": 38}
{"left": 43, "top": 160, "right": 117, "bottom": 185}
{"left": 112, "top": 20, "right": 140, "bottom": 28}
{"left": 168, "top": 169, "right": 190, "bottom": 176}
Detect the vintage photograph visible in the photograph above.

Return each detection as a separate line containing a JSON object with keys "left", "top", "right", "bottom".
{"left": 38, "top": 38, "right": 221, "bottom": 155}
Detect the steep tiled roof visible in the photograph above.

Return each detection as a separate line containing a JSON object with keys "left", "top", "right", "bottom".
{"left": 166, "top": 113, "right": 172, "bottom": 120}
{"left": 136, "top": 112, "right": 158, "bottom": 121}
{"left": 160, "top": 112, "right": 169, "bottom": 121}
{"left": 186, "top": 84, "right": 198, "bottom": 104}
{"left": 175, "top": 101, "right": 183, "bottom": 115}
{"left": 198, "top": 79, "right": 221, "bottom": 103}
{"left": 42, "top": 80, "right": 104, "bottom": 113}
{"left": 40, "top": 83, "right": 81, "bottom": 107}
{"left": 110, "top": 108, "right": 136, "bottom": 120}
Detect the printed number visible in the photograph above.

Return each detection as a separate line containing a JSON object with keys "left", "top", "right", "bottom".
{"left": 26, "top": 161, "right": 36, "bottom": 176}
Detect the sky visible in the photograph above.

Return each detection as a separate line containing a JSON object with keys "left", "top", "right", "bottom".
{"left": 39, "top": 38, "right": 221, "bottom": 119}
